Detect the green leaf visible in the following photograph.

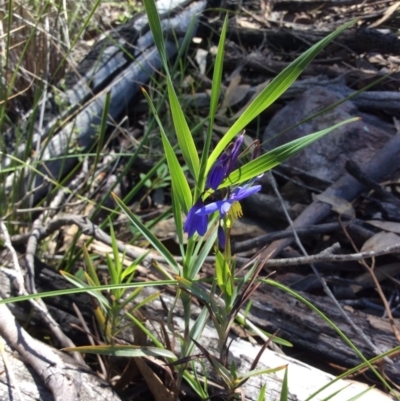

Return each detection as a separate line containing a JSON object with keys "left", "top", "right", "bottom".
{"left": 183, "top": 370, "right": 209, "bottom": 400}
{"left": 344, "top": 387, "right": 374, "bottom": 401}
{"left": 108, "top": 221, "right": 123, "bottom": 285}
{"left": 257, "top": 385, "right": 267, "bottom": 401}
{"left": 113, "top": 193, "right": 181, "bottom": 274}
{"left": 207, "top": 20, "right": 356, "bottom": 171}
{"left": 0, "top": 280, "right": 176, "bottom": 305}
{"left": 215, "top": 249, "right": 232, "bottom": 296}
{"left": 237, "top": 364, "right": 287, "bottom": 386}
{"left": 185, "top": 307, "right": 209, "bottom": 357}
{"left": 121, "top": 253, "right": 145, "bottom": 281}
{"left": 126, "top": 311, "right": 165, "bottom": 348}
{"left": 61, "top": 270, "right": 109, "bottom": 307}
{"left": 222, "top": 118, "right": 359, "bottom": 187}
{"left": 63, "top": 344, "right": 176, "bottom": 359}
{"left": 236, "top": 313, "right": 293, "bottom": 347}
{"left": 143, "top": 0, "right": 167, "bottom": 67}
{"left": 279, "top": 367, "right": 289, "bottom": 401}
{"left": 143, "top": 0, "right": 199, "bottom": 180}
{"left": 82, "top": 245, "right": 101, "bottom": 287}
{"left": 198, "top": 15, "right": 228, "bottom": 191}
{"left": 142, "top": 88, "right": 192, "bottom": 213}
{"left": 171, "top": 178, "right": 185, "bottom": 247}
{"left": 189, "top": 224, "right": 218, "bottom": 279}
{"left": 317, "top": 385, "right": 352, "bottom": 401}
{"left": 167, "top": 77, "right": 200, "bottom": 180}
{"left": 161, "top": 131, "right": 192, "bottom": 213}
{"left": 305, "top": 346, "right": 400, "bottom": 401}
{"left": 176, "top": 276, "right": 211, "bottom": 304}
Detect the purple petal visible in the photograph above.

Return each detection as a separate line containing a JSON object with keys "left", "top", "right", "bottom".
{"left": 220, "top": 200, "right": 233, "bottom": 215}
{"left": 218, "top": 225, "right": 226, "bottom": 249}
{"left": 195, "top": 201, "right": 223, "bottom": 216}
{"left": 226, "top": 134, "right": 244, "bottom": 175}
{"left": 184, "top": 200, "right": 209, "bottom": 237}
{"left": 232, "top": 184, "right": 261, "bottom": 201}
{"left": 196, "top": 214, "right": 208, "bottom": 236}
{"left": 206, "top": 152, "right": 229, "bottom": 190}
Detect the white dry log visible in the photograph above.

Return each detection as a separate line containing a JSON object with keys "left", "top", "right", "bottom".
{"left": 181, "top": 320, "right": 394, "bottom": 401}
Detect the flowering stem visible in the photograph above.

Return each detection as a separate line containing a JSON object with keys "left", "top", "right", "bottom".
{"left": 176, "top": 290, "right": 192, "bottom": 389}
{"left": 183, "top": 238, "right": 195, "bottom": 279}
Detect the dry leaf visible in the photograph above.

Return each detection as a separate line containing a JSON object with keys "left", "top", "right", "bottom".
{"left": 315, "top": 193, "right": 355, "bottom": 218}
{"left": 366, "top": 220, "right": 400, "bottom": 234}
{"left": 135, "top": 358, "right": 175, "bottom": 401}
{"left": 351, "top": 263, "right": 400, "bottom": 294}
{"left": 361, "top": 231, "right": 400, "bottom": 252}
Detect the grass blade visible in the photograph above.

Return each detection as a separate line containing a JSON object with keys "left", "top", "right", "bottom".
{"left": 0, "top": 280, "right": 176, "bottom": 305}
{"left": 113, "top": 193, "right": 181, "bottom": 274}
{"left": 63, "top": 344, "right": 176, "bottom": 359}
{"left": 142, "top": 88, "right": 192, "bottom": 213}
{"left": 143, "top": 0, "right": 167, "bottom": 66}
{"left": 279, "top": 367, "right": 289, "bottom": 401}
{"left": 143, "top": 0, "right": 200, "bottom": 179}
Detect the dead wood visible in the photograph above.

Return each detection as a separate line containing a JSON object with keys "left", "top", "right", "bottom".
{"left": 0, "top": 301, "right": 122, "bottom": 401}
{"left": 248, "top": 284, "right": 400, "bottom": 384}
{"left": 226, "top": 25, "right": 400, "bottom": 56}
{"left": 182, "top": 77, "right": 400, "bottom": 117}
{"left": 3, "top": 0, "right": 400, "bottom": 399}
{"left": 271, "top": 0, "right": 379, "bottom": 10}
{"left": 260, "top": 132, "right": 400, "bottom": 259}
{"left": 0, "top": 264, "right": 396, "bottom": 400}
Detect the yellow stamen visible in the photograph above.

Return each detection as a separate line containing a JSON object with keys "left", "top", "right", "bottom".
{"left": 226, "top": 202, "right": 243, "bottom": 228}
{"left": 230, "top": 202, "right": 243, "bottom": 218}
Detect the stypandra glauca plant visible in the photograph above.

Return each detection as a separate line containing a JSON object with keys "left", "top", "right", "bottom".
{"left": 110, "top": 2, "right": 362, "bottom": 400}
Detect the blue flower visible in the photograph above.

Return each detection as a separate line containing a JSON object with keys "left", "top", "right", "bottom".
{"left": 206, "top": 133, "right": 244, "bottom": 191}
{"left": 196, "top": 181, "right": 261, "bottom": 218}
{"left": 183, "top": 199, "right": 208, "bottom": 238}
{"left": 217, "top": 225, "right": 226, "bottom": 249}
{"left": 197, "top": 179, "right": 261, "bottom": 247}
{"left": 206, "top": 151, "right": 230, "bottom": 191}
{"left": 226, "top": 133, "right": 244, "bottom": 176}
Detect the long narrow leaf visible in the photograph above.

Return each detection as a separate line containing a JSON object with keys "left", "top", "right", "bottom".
{"left": 176, "top": 276, "right": 211, "bottom": 304}
{"left": 207, "top": 20, "right": 356, "bottom": 171}
{"left": 185, "top": 307, "right": 209, "bottom": 357}
{"left": 167, "top": 77, "right": 200, "bottom": 180}
{"left": 143, "top": 0, "right": 200, "bottom": 179}
{"left": 279, "top": 367, "right": 289, "bottom": 401}
{"left": 63, "top": 344, "right": 176, "bottom": 359}
{"left": 113, "top": 193, "right": 181, "bottom": 274}
{"left": 344, "top": 388, "right": 374, "bottom": 401}
{"left": 257, "top": 384, "right": 267, "bottom": 401}
{"left": 189, "top": 225, "right": 218, "bottom": 279}
{"left": 222, "top": 118, "right": 359, "bottom": 187}
{"left": 238, "top": 365, "right": 287, "bottom": 384}
{"left": 305, "top": 346, "right": 400, "bottom": 401}
{"left": 199, "top": 15, "right": 228, "bottom": 190}
{"left": 61, "top": 271, "right": 109, "bottom": 306}
{"left": 143, "top": 0, "right": 167, "bottom": 66}
{"left": 142, "top": 88, "right": 192, "bottom": 213}
{"left": 0, "top": 280, "right": 176, "bottom": 305}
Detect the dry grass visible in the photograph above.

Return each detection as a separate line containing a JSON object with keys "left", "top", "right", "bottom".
{"left": 0, "top": 0, "right": 139, "bottom": 122}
